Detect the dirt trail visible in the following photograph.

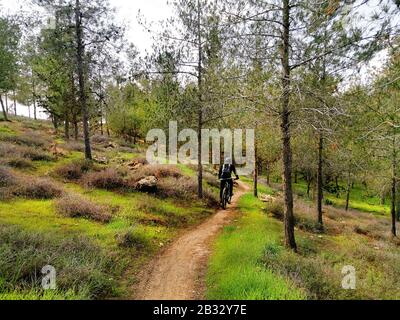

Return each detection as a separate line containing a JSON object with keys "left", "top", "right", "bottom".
{"left": 134, "top": 182, "right": 249, "bottom": 300}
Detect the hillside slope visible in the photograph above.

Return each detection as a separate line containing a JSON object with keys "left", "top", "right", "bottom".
{"left": 0, "top": 117, "right": 219, "bottom": 300}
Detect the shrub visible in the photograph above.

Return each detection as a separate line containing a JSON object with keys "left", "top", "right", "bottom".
{"left": 13, "top": 178, "right": 63, "bottom": 199}
{"left": 0, "top": 166, "right": 17, "bottom": 187}
{"left": 264, "top": 199, "right": 284, "bottom": 220}
{"left": 55, "top": 194, "right": 112, "bottom": 223}
{"left": 5, "top": 157, "right": 34, "bottom": 169}
{"left": 91, "top": 134, "right": 110, "bottom": 144}
{"left": 157, "top": 176, "right": 218, "bottom": 207}
{"left": 203, "top": 172, "right": 220, "bottom": 188}
{"left": 127, "top": 164, "right": 182, "bottom": 184}
{"left": 83, "top": 168, "right": 125, "bottom": 190}
{"left": 0, "top": 224, "right": 117, "bottom": 299}
{"left": 0, "top": 143, "right": 53, "bottom": 162}
{"left": 63, "top": 141, "right": 85, "bottom": 152}
{"left": 116, "top": 227, "right": 151, "bottom": 250}
{"left": 0, "top": 142, "right": 18, "bottom": 157}
{"left": 54, "top": 160, "right": 94, "bottom": 180}
{"left": 21, "top": 147, "right": 54, "bottom": 162}
{"left": 0, "top": 132, "right": 47, "bottom": 147}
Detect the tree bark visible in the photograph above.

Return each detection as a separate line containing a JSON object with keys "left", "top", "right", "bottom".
{"left": 396, "top": 183, "right": 400, "bottom": 222}
{"left": 5, "top": 93, "right": 8, "bottom": 113}
{"left": 75, "top": 0, "right": 92, "bottom": 160}
{"left": 64, "top": 111, "right": 70, "bottom": 141}
{"left": 196, "top": 0, "right": 203, "bottom": 199}
{"left": 265, "top": 163, "right": 271, "bottom": 186}
{"left": 335, "top": 176, "right": 340, "bottom": 198}
{"left": 345, "top": 169, "right": 351, "bottom": 211}
{"left": 391, "top": 134, "right": 397, "bottom": 237}
{"left": 33, "top": 78, "right": 37, "bottom": 120}
{"left": 307, "top": 177, "right": 312, "bottom": 198}
{"left": 13, "top": 90, "right": 17, "bottom": 116}
{"left": 280, "top": 0, "right": 297, "bottom": 251}
{"left": 317, "top": 133, "right": 324, "bottom": 228}
{"left": 0, "top": 95, "right": 9, "bottom": 121}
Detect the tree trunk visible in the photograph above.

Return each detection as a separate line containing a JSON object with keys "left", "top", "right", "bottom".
{"left": 335, "top": 176, "right": 339, "bottom": 198}
{"left": 396, "top": 182, "right": 400, "bottom": 222}
{"left": 345, "top": 170, "right": 351, "bottom": 211}
{"left": 52, "top": 114, "right": 59, "bottom": 132}
{"left": 294, "top": 170, "right": 298, "bottom": 184}
{"left": 72, "top": 112, "right": 79, "bottom": 140}
{"left": 5, "top": 93, "right": 8, "bottom": 113}
{"left": 266, "top": 163, "right": 271, "bottom": 186}
{"left": 196, "top": 0, "right": 203, "bottom": 199}
{"left": 64, "top": 112, "right": 70, "bottom": 141}
{"left": 33, "top": 78, "right": 37, "bottom": 120}
{"left": 75, "top": 0, "right": 92, "bottom": 160}
{"left": 317, "top": 133, "right": 324, "bottom": 228}
{"left": 0, "top": 95, "right": 9, "bottom": 121}
{"left": 33, "top": 101, "right": 37, "bottom": 120}
{"left": 100, "top": 110, "right": 104, "bottom": 136}
{"left": 280, "top": 0, "right": 297, "bottom": 251}
{"left": 391, "top": 134, "right": 397, "bottom": 237}
{"left": 307, "top": 177, "right": 312, "bottom": 198}
{"left": 13, "top": 90, "right": 17, "bottom": 116}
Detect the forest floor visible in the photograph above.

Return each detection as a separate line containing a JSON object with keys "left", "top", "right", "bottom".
{"left": 0, "top": 116, "right": 219, "bottom": 300}
{"left": 206, "top": 180, "right": 400, "bottom": 300}
{"left": 133, "top": 182, "right": 249, "bottom": 300}
{"left": 1, "top": 116, "right": 400, "bottom": 300}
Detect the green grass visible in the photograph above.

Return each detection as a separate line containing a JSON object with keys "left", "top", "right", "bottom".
{"left": 293, "top": 180, "right": 390, "bottom": 216}
{"left": 0, "top": 117, "right": 219, "bottom": 300}
{"left": 206, "top": 193, "right": 305, "bottom": 300}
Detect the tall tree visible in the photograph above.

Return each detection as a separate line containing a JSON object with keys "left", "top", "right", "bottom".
{"left": 0, "top": 16, "right": 20, "bottom": 121}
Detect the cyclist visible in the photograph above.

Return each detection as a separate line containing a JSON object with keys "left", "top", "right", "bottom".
{"left": 218, "top": 157, "right": 239, "bottom": 204}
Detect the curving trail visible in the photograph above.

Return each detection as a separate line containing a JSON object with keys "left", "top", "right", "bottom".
{"left": 134, "top": 182, "right": 249, "bottom": 300}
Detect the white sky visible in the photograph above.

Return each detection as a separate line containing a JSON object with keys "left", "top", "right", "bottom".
{"left": 0, "top": 0, "right": 396, "bottom": 118}
{"left": 0, "top": 0, "right": 173, "bottom": 54}
{"left": 0, "top": 0, "right": 173, "bottom": 118}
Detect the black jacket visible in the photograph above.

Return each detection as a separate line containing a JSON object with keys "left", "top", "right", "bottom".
{"left": 218, "top": 164, "right": 238, "bottom": 179}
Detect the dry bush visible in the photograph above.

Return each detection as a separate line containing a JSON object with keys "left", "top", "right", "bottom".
{"left": 13, "top": 178, "right": 64, "bottom": 199}
{"left": 54, "top": 160, "right": 94, "bottom": 180}
{"left": 56, "top": 194, "right": 112, "bottom": 223}
{"left": 0, "top": 142, "right": 53, "bottom": 162}
{"left": 133, "top": 157, "right": 148, "bottom": 165}
{"left": 91, "top": 134, "right": 110, "bottom": 144}
{"left": 0, "top": 142, "right": 18, "bottom": 157}
{"left": 0, "top": 132, "right": 48, "bottom": 147}
{"left": 203, "top": 172, "right": 219, "bottom": 188}
{"left": 264, "top": 199, "right": 284, "bottom": 220}
{"left": 157, "top": 176, "right": 218, "bottom": 207}
{"left": 4, "top": 157, "right": 34, "bottom": 169}
{"left": 63, "top": 141, "right": 85, "bottom": 152}
{"left": 0, "top": 166, "right": 17, "bottom": 187}
{"left": 83, "top": 168, "right": 125, "bottom": 190}
{"left": 18, "top": 145, "right": 54, "bottom": 162}
{"left": 127, "top": 164, "right": 182, "bottom": 184}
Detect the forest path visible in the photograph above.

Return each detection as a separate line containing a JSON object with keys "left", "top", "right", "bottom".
{"left": 134, "top": 181, "right": 249, "bottom": 300}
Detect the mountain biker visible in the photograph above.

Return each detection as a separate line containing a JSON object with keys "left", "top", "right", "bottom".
{"left": 218, "top": 157, "right": 239, "bottom": 204}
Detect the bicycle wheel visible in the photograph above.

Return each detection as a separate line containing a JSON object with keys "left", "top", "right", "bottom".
{"left": 221, "top": 187, "right": 227, "bottom": 210}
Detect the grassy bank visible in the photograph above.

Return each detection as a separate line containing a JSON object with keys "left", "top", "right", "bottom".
{"left": 0, "top": 117, "right": 218, "bottom": 300}
{"left": 206, "top": 193, "right": 305, "bottom": 300}
{"left": 206, "top": 183, "right": 400, "bottom": 300}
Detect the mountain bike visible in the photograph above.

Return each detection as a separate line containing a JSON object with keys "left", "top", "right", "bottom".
{"left": 220, "top": 177, "right": 239, "bottom": 210}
